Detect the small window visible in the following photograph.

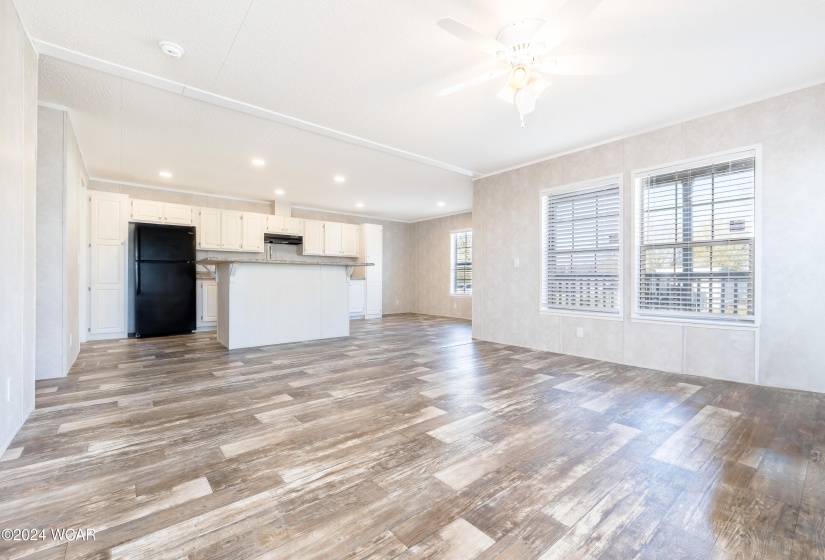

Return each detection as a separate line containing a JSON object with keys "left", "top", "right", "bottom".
{"left": 450, "top": 230, "right": 472, "bottom": 296}
{"left": 541, "top": 181, "right": 621, "bottom": 313}
{"left": 635, "top": 150, "right": 756, "bottom": 321}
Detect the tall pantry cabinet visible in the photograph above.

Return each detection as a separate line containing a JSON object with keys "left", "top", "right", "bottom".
{"left": 352, "top": 223, "right": 382, "bottom": 318}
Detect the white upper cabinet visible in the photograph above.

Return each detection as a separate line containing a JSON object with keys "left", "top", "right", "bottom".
{"left": 131, "top": 199, "right": 163, "bottom": 223}
{"left": 241, "top": 212, "right": 265, "bottom": 252}
{"left": 221, "top": 211, "right": 243, "bottom": 251}
{"left": 324, "top": 222, "right": 343, "bottom": 256}
{"left": 283, "top": 217, "right": 302, "bottom": 235}
{"left": 341, "top": 224, "right": 359, "bottom": 257}
{"left": 267, "top": 215, "right": 303, "bottom": 235}
{"left": 198, "top": 208, "right": 222, "bottom": 250}
{"left": 131, "top": 199, "right": 193, "bottom": 225}
{"left": 302, "top": 220, "right": 324, "bottom": 255}
{"left": 163, "top": 203, "right": 193, "bottom": 225}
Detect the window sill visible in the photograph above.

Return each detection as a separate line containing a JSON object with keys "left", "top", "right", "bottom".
{"left": 539, "top": 308, "right": 624, "bottom": 321}
{"left": 450, "top": 294, "right": 472, "bottom": 298}
{"left": 631, "top": 314, "right": 759, "bottom": 331}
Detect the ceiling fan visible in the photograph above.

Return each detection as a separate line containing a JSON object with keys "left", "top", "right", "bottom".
{"left": 435, "top": 0, "right": 629, "bottom": 127}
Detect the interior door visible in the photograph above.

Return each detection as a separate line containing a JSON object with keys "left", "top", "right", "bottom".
{"left": 90, "top": 193, "right": 128, "bottom": 334}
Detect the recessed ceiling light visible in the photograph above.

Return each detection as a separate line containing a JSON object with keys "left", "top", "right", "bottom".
{"left": 334, "top": 176, "right": 346, "bottom": 183}
{"left": 159, "top": 41, "right": 185, "bottom": 59}
{"left": 159, "top": 171, "right": 173, "bottom": 178}
{"left": 251, "top": 158, "right": 266, "bottom": 167}
{"left": 437, "top": 201, "right": 445, "bottom": 207}
{"left": 274, "top": 189, "right": 285, "bottom": 195}
{"left": 355, "top": 203, "right": 364, "bottom": 208}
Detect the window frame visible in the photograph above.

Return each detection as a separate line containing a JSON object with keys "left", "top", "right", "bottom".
{"left": 539, "top": 174, "right": 624, "bottom": 319}
{"left": 450, "top": 228, "right": 473, "bottom": 297}
{"left": 631, "top": 145, "right": 762, "bottom": 329}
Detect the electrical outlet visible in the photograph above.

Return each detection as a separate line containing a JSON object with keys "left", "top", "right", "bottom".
{"left": 514, "top": 258, "right": 520, "bottom": 268}
{"left": 576, "top": 327, "right": 584, "bottom": 338}
{"left": 453, "top": 302, "right": 457, "bottom": 309}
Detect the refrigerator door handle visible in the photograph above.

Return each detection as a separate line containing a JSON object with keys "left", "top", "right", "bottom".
{"left": 136, "top": 261, "right": 141, "bottom": 295}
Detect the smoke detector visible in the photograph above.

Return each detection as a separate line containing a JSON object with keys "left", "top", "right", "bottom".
{"left": 159, "top": 41, "right": 185, "bottom": 58}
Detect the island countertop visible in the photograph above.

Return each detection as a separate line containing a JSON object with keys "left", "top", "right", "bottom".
{"left": 196, "top": 258, "right": 373, "bottom": 266}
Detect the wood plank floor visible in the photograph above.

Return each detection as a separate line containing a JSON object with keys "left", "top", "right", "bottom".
{"left": 1, "top": 314, "right": 823, "bottom": 559}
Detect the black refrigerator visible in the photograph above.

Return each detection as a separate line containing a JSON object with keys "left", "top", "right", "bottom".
{"left": 135, "top": 223, "right": 196, "bottom": 338}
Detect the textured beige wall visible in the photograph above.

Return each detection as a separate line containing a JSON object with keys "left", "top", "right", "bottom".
{"left": 1, "top": 0, "right": 38, "bottom": 454}
{"left": 36, "top": 107, "right": 89, "bottom": 379}
{"left": 291, "top": 208, "right": 414, "bottom": 315}
{"left": 411, "top": 213, "right": 472, "bottom": 320}
{"left": 474, "top": 82, "right": 825, "bottom": 393}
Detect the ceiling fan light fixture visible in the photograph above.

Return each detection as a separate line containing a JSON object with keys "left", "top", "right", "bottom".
{"left": 497, "top": 82, "right": 517, "bottom": 104}
{"left": 528, "top": 74, "right": 551, "bottom": 97}
{"left": 511, "top": 65, "right": 529, "bottom": 88}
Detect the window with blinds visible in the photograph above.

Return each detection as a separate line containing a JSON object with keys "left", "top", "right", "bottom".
{"left": 636, "top": 151, "right": 756, "bottom": 321}
{"left": 541, "top": 182, "right": 621, "bottom": 313}
{"left": 450, "top": 230, "right": 472, "bottom": 296}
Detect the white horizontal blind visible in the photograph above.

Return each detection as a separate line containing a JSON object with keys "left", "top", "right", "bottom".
{"left": 636, "top": 152, "right": 755, "bottom": 320}
{"left": 542, "top": 183, "right": 620, "bottom": 313}
{"left": 451, "top": 231, "right": 472, "bottom": 295}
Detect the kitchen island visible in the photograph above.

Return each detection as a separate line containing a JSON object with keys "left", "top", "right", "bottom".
{"left": 197, "top": 258, "right": 373, "bottom": 350}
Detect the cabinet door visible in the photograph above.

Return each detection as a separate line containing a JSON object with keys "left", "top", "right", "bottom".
{"left": 365, "top": 224, "right": 383, "bottom": 257}
{"left": 341, "top": 224, "right": 359, "bottom": 257}
{"left": 203, "top": 281, "right": 218, "bottom": 322}
{"left": 242, "top": 213, "right": 264, "bottom": 252}
{"left": 90, "top": 193, "right": 128, "bottom": 334}
{"left": 198, "top": 208, "right": 222, "bottom": 249}
{"left": 221, "top": 211, "right": 243, "bottom": 250}
{"left": 266, "top": 215, "right": 285, "bottom": 233}
{"left": 283, "top": 217, "right": 302, "bottom": 235}
{"left": 163, "top": 203, "right": 193, "bottom": 225}
{"left": 324, "top": 222, "right": 343, "bottom": 256}
{"left": 131, "top": 199, "right": 162, "bottom": 223}
{"left": 302, "top": 220, "right": 324, "bottom": 255}
{"left": 366, "top": 256, "right": 383, "bottom": 284}
{"left": 366, "top": 282, "right": 382, "bottom": 316}
{"left": 349, "top": 281, "right": 365, "bottom": 313}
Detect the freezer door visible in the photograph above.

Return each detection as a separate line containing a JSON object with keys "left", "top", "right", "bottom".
{"left": 135, "top": 261, "right": 196, "bottom": 337}
{"left": 136, "top": 223, "right": 196, "bottom": 262}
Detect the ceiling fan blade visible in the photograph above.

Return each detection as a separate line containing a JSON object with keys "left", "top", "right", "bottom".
{"left": 537, "top": 55, "right": 630, "bottom": 75}
{"left": 532, "top": 0, "right": 604, "bottom": 51}
{"left": 437, "top": 18, "right": 507, "bottom": 57}
{"left": 435, "top": 67, "right": 509, "bottom": 97}
{"left": 497, "top": 83, "right": 517, "bottom": 104}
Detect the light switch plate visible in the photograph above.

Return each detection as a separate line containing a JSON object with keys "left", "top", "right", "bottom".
{"left": 576, "top": 327, "right": 584, "bottom": 338}
{"left": 514, "top": 258, "right": 520, "bottom": 268}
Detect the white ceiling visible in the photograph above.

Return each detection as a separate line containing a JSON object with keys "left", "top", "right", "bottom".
{"left": 19, "top": 0, "right": 825, "bottom": 220}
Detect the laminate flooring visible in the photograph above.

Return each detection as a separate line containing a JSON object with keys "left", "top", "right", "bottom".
{"left": 1, "top": 314, "right": 823, "bottom": 559}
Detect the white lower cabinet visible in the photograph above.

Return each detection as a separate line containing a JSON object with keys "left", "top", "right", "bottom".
{"left": 197, "top": 279, "right": 218, "bottom": 328}
{"left": 349, "top": 279, "right": 365, "bottom": 316}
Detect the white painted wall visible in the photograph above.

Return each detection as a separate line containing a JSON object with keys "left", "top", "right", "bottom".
{"left": 0, "top": 0, "right": 38, "bottom": 455}
{"left": 36, "top": 106, "right": 88, "bottom": 379}
{"left": 473, "top": 83, "right": 825, "bottom": 393}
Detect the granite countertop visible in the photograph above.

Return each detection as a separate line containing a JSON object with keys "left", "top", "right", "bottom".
{"left": 196, "top": 258, "right": 373, "bottom": 266}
